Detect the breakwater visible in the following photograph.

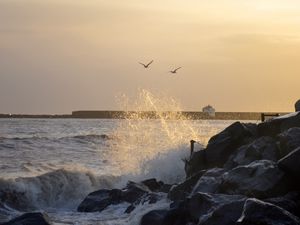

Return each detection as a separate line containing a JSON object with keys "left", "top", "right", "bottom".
{"left": 0, "top": 111, "right": 289, "bottom": 120}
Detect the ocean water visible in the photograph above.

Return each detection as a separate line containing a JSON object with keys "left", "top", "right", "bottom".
{"left": 0, "top": 118, "right": 239, "bottom": 224}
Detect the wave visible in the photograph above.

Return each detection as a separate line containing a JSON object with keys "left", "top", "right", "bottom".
{"left": 0, "top": 134, "right": 114, "bottom": 142}
{"left": 0, "top": 169, "right": 119, "bottom": 212}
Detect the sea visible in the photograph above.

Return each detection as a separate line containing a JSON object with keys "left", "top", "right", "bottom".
{"left": 0, "top": 118, "right": 245, "bottom": 225}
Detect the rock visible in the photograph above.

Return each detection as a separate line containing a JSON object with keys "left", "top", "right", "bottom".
{"left": 78, "top": 180, "right": 165, "bottom": 213}
{"left": 205, "top": 122, "right": 257, "bottom": 167}
{"left": 77, "top": 189, "right": 122, "bottom": 212}
{"left": 140, "top": 210, "right": 168, "bottom": 225}
{"left": 162, "top": 208, "right": 198, "bottom": 225}
{"left": 168, "top": 171, "right": 205, "bottom": 201}
{"left": 198, "top": 200, "right": 246, "bottom": 225}
{"left": 191, "top": 168, "right": 225, "bottom": 195}
{"left": 185, "top": 150, "right": 208, "bottom": 178}
{"left": 295, "top": 99, "right": 300, "bottom": 112}
{"left": 140, "top": 208, "right": 198, "bottom": 225}
{"left": 125, "top": 193, "right": 162, "bottom": 214}
{"left": 186, "top": 122, "right": 257, "bottom": 177}
{"left": 141, "top": 178, "right": 171, "bottom": 193}
{"left": 1, "top": 212, "right": 50, "bottom": 225}
{"left": 121, "top": 181, "right": 150, "bottom": 203}
{"left": 220, "top": 160, "right": 288, "bottom": 198}
{"left": 278, "top": 147, "right": 300, "bottom": 184}
{"left": 279, "top": 128, "right": 300, "bottom": 157}
{"left": 185, "top": 192, "right": 246, "bottom": 222}
{"left": 237, "top": 198, "right": 300, "bottom": 225}
{"left": 225, "top": 136, "right": 279, "bottom": 169}
{"left": 142, "top": 192, "right": 245, "bottom": 225}
{"left": 265, "top": 192, "right": 300, "bottom": 217}
{"left": 141, "top": 192, "right": 246, "bottom": 225}
{"left": 258, "top": 112, "right": 300, "bottom": 137}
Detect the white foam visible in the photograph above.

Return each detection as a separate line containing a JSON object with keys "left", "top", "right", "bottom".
{"left": 0, "top": 169, "right": 119, "bottom": 211}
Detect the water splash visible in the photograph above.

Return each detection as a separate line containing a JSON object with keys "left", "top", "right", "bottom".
{"left": 111, "top": 89, "right": 204, "bottom": 182}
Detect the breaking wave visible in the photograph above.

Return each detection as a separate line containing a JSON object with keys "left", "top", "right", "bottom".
{"left": 0, "top": 169, "right": 119, "bottom": 212}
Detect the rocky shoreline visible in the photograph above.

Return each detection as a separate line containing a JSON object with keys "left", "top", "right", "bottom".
{"left": 2, "top": 112, "right": 300, "bottom": 225}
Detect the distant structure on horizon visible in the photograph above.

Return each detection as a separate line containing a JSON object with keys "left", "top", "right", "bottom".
{"left": 202, "top": 105, "right": 216, "bottom": 117}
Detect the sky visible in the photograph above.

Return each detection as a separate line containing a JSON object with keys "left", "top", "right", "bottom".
{"left": 0, "top": 0, "right": 300, "bottom": 114}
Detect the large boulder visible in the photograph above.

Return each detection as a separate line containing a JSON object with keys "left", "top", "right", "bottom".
{"left": 140, "top": 210, "right": 168, "bottom": 225}
{"left": 258, "top": 112, "right": 300, "bottom": 137}
{"left": 140, "top": 208, "right": 197, "bottom": 225}
{"left": 205, "top": 122, "right": 257, "bottom": 167}
{"left": 220, "top": 160, "right": 288, "bottom": 198}
{"left": 198, "top": 200, "right": 246, "bottom": 225}
{"left": 279, "top": 128, "right": 300, "bottom": 157}
{"left": 191, "top": 168, "right": 225, "bottom": 195}
{"left": 225, "top": 136, "right": 279, "bottom": 169}
{"left": 77, "top": 189, "right": 123, "bottom": 212}
{"left": 265, "top": 192, "right": 300, "bottom": 217}
{"left": 186, "top": 122, "right": 257, "bottom": 177}
{"left": 278, "top": 147, "right": 300, "bottom": 184}
{"left": 237, "top": 198, "right": 300, "bottom": 225}
{"left": 142, "top": 192, "right": 246, "bottom": 225}
{"left": 185, "top": 192, "right": 246, "bottom": 222}
{"left": 168, "top": 171, "right": 205, "bottom": 202}
{"left": 1, "top": 213, "right": 50, "bottom": 225}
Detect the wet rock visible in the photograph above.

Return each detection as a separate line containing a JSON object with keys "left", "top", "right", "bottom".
{"left": 220, "top": 160, "right": 287, "bottom": 198}
{"left": 198, "top": 199, "right": 245, "bottom": 225}
{"left": 205, "top": 122, "right": 257, "bottom": 166}
{"left": 1, "top": 212, "right": 50, "bottom": 225}
{"left": 279, "top": 128, "right": 300, "bottom": 157}
{"left": 278, "top": 147, "right": 300, "bottom": 184}
{"left": 77, "top": 189, "right": 122, "bottom": 212}
{"left": 237, "top": 198, "right": 300, "bottom": 225}
{"left": 78, "top": 181, "right": 149, "bottom": 212}
{"left": 140, "top": 208, "right": 198, "bottom": 225}
{"left": 185, "top": 150, "right": 208, "bottom": 178}
{"left": 265, "top": 192, "right": 300, "bottom": 217}
{"left": 186, "top": 122, "right": 257, "bottom": 177}
{"left": 78, "top": 180, "right": 165, "bottom": 213}
{"left": 168, "top": 171, "right": 205, "bottom": 201}
{"left": 141, "top": 179, "right": 163, "bottom": 192}
{"left": 225, "top": 136, "right": 279, "bottom": 169}
{"left": 141, "top": 178, "right": 171, "bottom": 193}
{"left": 121, "top": 181, "right": 150, "bottom": 203}
{"left": 258, "top": 112, "right": 300, "bottom": 137}
{"left": 162, "top": 208, "right": 198, "bottom": 225}
{"left": 185, "top": 192, "right": 246, "bottom": 222}
{"left": 124, "top": 193, "right": 162, "bottom": 214}
{"left": 191, "top": 168, "right": 225, "bottom": 195}
{"left": 140, "top": 210, "right": 168, "bottom": 225}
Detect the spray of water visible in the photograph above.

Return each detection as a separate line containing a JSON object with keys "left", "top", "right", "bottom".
{"left": 110, "top": 89, "right": 204, "bottom": 182}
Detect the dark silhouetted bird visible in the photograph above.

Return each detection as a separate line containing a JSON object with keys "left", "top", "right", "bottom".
{"left": 169, "top": 67, "right": 181, "bottom": 74}
{"left": 139, "top": 60, "right": 153, "bottom": 68}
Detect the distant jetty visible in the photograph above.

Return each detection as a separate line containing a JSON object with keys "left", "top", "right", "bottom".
{"left": 0, "top": 111, "right": 290, "bottom": 120}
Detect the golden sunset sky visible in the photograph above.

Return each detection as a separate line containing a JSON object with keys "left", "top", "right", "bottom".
{"left": 1, "top": 0, "right": 300, "bottom": 113}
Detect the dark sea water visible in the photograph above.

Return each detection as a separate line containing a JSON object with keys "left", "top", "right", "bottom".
{"left": 0, "top": 118, "right": 239, "bottom": 224}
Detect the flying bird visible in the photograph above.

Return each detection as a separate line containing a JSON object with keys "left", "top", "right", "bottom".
{"left": 169, "top": 67, "right": 182, "bottom": 74}
{"left": 139, "top": 60, "right": 153, "bottom": 68}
